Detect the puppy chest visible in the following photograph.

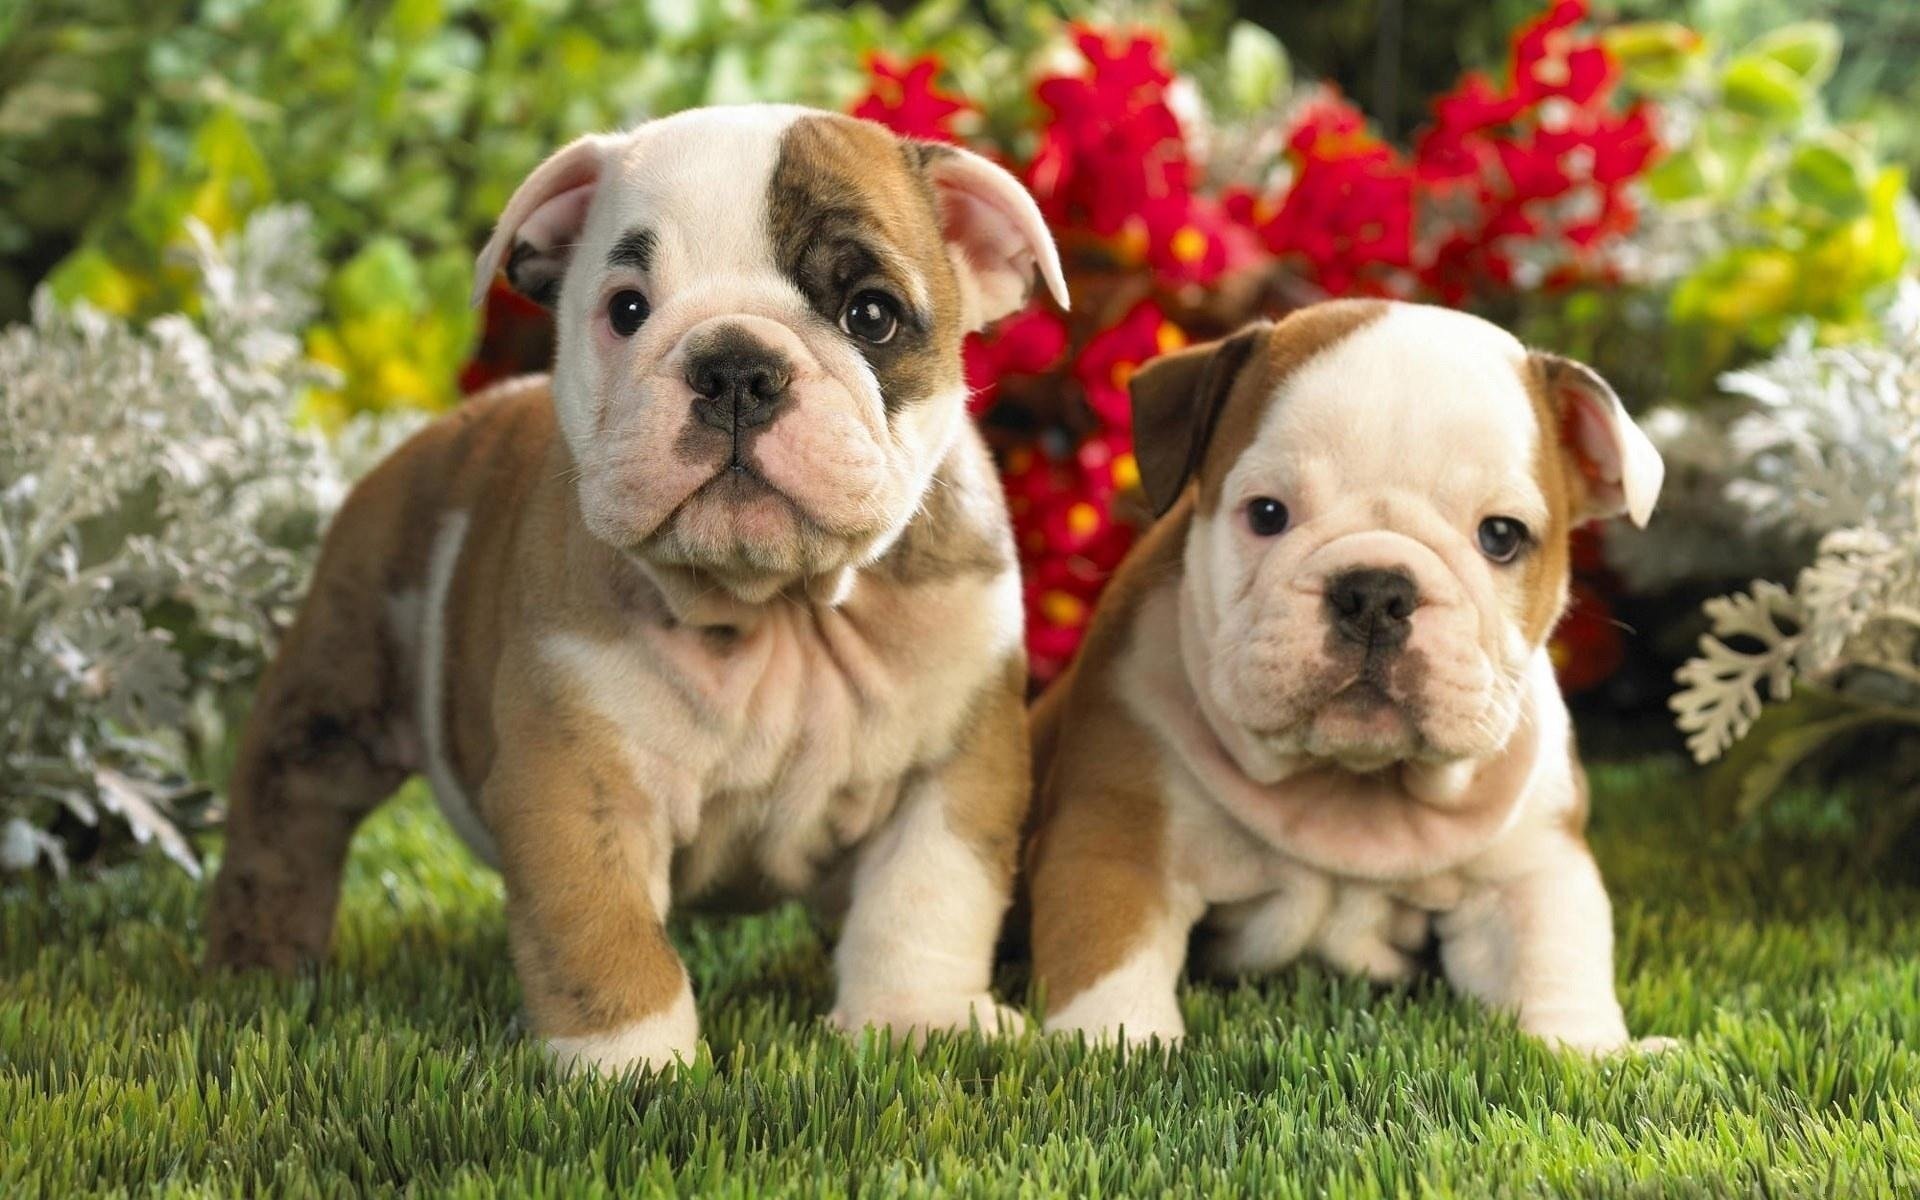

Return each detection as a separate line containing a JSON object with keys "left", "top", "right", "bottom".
{"left": 543, "top": 583, "right": 1012, "bottom": 897}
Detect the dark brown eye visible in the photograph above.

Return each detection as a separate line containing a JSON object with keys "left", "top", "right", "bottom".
{"left": 1477, "top": 516, "right": 1530, "bottom": 563}
{"left": 1246, "top": 497, "right": 1290, "bottom": 537}
{"left": 607, "top": 289, "right": 649, "bottom": 337}
{"left": 840, "top": 291, "right": 900, "bottom": 344}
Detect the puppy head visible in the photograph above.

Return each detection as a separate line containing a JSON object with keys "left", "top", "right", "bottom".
{"left": 1134, "top": 300, "right": 1663, "bottom": 773}
{"left": 474, "top": 106, "right": 1067, "bottom": 603}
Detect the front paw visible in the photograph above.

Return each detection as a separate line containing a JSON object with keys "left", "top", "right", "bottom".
{"left": 829, "top": 992, "right": 1026, "bottom": 1046}
{"left": 544, "top": 995, "right": 701, "bottom": 1077}
{"left": 1521, "top": 1010, "right": 1676, "bottom": 1057}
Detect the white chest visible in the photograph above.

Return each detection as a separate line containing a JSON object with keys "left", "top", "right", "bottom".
{"left": 540, "top": 566, "right": 1022, "bottom": 902}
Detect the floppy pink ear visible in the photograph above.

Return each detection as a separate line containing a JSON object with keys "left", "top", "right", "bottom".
{"left": 916, "top": 142, "right": 1069, "bottom": 329}
{"left": 470, "top": 134, "right": 615, "bottom": 309}
{"left": 1533, "top": 352, "right": 1665, "bottom": 528}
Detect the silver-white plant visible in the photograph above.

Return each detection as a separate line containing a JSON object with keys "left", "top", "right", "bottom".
{"left": 1669, "top": 281, "right": 1920, "bottom": 764}
{"left": 0, "top": 208, "right": 414, "bottom": 877}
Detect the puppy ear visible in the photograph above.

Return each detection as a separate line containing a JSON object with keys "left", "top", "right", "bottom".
{"left": 471, "top": 134, "right": 616, "bottom": 309}
{"left": 914, "top": 142, "right": 1069, "bottom": 329}
{"left": 1129, "top": 322, "right": 1272, "bottom": 517}
{"left": 1531, "top": 352, "right": 1665, "bottom": 528}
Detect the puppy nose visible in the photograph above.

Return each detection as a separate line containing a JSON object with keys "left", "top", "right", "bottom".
{"left": 1326, "top": 569, "right": 1418, "bottom": 652}
{"left": 686, "top": 338, "right": 791, "bottom": 433}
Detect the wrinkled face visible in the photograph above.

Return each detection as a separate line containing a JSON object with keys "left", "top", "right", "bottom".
{"left": 474, "top": 106, "right": 1064, "bottom": 601}
{"left": 1139, "top": 302, "right": 1661, "bottom": 774}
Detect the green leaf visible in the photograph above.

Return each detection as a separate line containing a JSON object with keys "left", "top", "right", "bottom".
{"left": 1719, "top": 54, "right": 1809, "bottom": 123}
{"left": 328, "top": 239, "right": 424, "bottom": 318}
{"left": 1743, "top": 22, "right": 1841, "bottom": 89}
{"left": 1602, "top": 21, "right": 1702, "bottom": 93}
{"left": 1222, "top": 22, "right": 1289, "bottom": 115}
{"left": 1706, "top": 686, "right": 1920, "bottom": 823}
{"left": 1784, "top": 135, "right": 1870, "bottom": 219}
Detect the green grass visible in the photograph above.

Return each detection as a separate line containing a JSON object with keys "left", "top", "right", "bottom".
{"left": 4, "top": 759, "right": 1918, "bottom": 1198}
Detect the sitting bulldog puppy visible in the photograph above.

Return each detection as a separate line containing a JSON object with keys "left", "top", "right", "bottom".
{"left": 204, "top": 105, "right": 1068, "bottom": 1075}
{"left": 1026, "top": 300, "right": 1671, "bottom": 1054}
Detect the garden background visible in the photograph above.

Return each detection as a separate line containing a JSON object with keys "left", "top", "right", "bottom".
{"left": 3, "top": 0, "right": 1918, "bottom": 1194}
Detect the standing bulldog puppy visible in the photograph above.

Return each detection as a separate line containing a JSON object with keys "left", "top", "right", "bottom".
{"left": 204, "top": 105, "right": 1068, "bottom": 1075}
{"left": 1027, "top": 300, "right": 1671, "bottom": 1054}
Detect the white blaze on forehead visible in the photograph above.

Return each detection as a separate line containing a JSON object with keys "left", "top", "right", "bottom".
{"left": 1235, "top": 303, "right": 1545, "bottom": 525}
{"left": 583, "top": 104, "right": 810, "bottom": 299}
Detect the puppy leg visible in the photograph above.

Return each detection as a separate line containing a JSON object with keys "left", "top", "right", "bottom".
{"left": 1200, "top": 873, "right": 1333, "bottom": 977}
{"left": 829, "top": 671, "right": 1028, "bottom": 1043}
{"left": 487, "top": 684, "right": 696, "bottom": 1077}
{"left": 1439, "top": 840, "right": 1659, "bottom": 1054}
{"left": 1312, "top": 886, "right": 1423, "bottom": 985}
{"left": 205, "top": 568, "right": 410, "bottom": 973}
{"left": 1029, "top": 783, "right": 1202, "bottom": 1047}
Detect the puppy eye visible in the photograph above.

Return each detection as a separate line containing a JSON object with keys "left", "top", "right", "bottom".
{"left": 840, "top": 290, "right": 900, "bottom": 344}
{"left": 1477, "top": 516, "right": 1530, "bottom": 563}
{"left": 1245, "top": 496, "right": 1290, "bottom": 537}
{"left": 607, "top": 289, "right": 650, "bottom": 337}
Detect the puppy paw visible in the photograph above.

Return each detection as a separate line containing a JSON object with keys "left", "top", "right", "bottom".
{"left": 544, "top": 993, "right": 700, "bottom": 1077}
{"left": 1326, "top": 939, "right": 1420, "bottom": 985}
{"left": 829, "top": 992, "right": 1026, "bottom": 1046}
{"left": 1626, "top": 1035, "right": 1682, "bottom": 1056}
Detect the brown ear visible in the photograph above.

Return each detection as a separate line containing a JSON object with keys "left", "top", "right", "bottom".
{"left": 914, "top": 141, "right": 1070, "bottom": 330}
{"left": 1128, "top": 323, "right": 1271, "bottom": 517}
{"left": 1530, "top": 352, "right": 1665, "bottom": 528}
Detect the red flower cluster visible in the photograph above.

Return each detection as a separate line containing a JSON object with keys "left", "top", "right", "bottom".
{"left": 1413, "top": 0, "right": 1659, "bottom": 302}
{"left": 1227, "top": 94, "right": 1417, "bottom": 296}
{"left": 1026, "top": 28, "right": 1260, "bottom": 287}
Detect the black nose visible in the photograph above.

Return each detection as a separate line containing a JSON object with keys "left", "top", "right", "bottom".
{"left": 686, "top": 337, "right": 791, "bottom": 437}
{"left": 1326, "top": 568, "right": 1418, "bottom": 652}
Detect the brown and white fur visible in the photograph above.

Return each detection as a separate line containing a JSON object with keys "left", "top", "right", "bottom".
{"left": 1026, "top": 300, "right": 1673, "bottom": 1054}
{"left": 204, "top": 105, "right": 1069, "bottom": 1075}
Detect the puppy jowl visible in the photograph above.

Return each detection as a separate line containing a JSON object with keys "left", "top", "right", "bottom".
{"left": 1027, "top": 300, "right": 1676, "bottom": 1056}
{"left": 205, "top": 105, "right": 1066, "bottom": 1076}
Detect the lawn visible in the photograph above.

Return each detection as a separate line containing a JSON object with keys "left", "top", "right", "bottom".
{"left": 4, "top": 758, "right": 1917, "bottom": 1197}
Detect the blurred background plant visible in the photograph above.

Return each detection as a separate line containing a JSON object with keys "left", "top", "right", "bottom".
{"left": 2, "top": 0, "right": 1916, "bottom": 876}
{"left": 0, "top": 207, "right": 414, "bottom": 877}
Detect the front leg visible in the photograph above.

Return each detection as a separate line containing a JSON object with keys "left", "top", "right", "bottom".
{"left": 487, "top": 677, "right": 697, "bottom": 1076}
{"left": 1439, "top": 837, "right": 1659, "bottom": 1054}
{"left": 828, "top": 669, "right": 1028, "bottom": 1043}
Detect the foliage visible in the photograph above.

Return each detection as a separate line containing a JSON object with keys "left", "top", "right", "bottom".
{"left": 1609, "top": 17, "right": 1913, "bottom": 395}
{"left": 6, "top": 768, "right": 1920, "bottom": 1195}
{"left": 0, "top": 208, "right": 409, "bottom": 878}
{"left": 1667, "top": 283, "right": 1920, "bottom": 859}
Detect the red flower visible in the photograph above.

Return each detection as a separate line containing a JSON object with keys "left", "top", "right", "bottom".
{"left": 965, "top": 308, "right": 1068, "bottom": 415}
{"left": 1551, "top": 578, "right": 1624, "bottom": 693}
{"left": 850, "top": 52, "right": 972, "bottom": 142}
{"left": 1512, "top": 0, "right": 1613, "bottom": 107}
{"left": 1234, "top": 92, "right": 1417, "bottom": 295}
{"left": 1075, "top": 300, "right": 1185, "bottom": 430}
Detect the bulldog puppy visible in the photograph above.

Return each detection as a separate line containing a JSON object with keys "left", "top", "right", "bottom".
{"left": 1026, "top": 300, "right": 1670, "bottom": 1054}
{"left": 204, "top": 105, "right": 1069, "bottom": 1075}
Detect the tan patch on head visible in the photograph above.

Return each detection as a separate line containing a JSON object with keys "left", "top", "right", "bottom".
{"left": 1195, "top": 300, "right": 1391, "bottom": 512}
{"left": 768, "top": 114, "right": 965, "bottom": 409}
{"left": 1518, "top": 357, "right": 1578, "bottom": 646}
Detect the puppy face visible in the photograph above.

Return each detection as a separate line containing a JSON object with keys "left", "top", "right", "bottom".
{"left": 473, "top": 106, "right": 1066, "bottom": 601}
{"left": 1132, "top": 301, "right": 1663, "bottom": 773}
